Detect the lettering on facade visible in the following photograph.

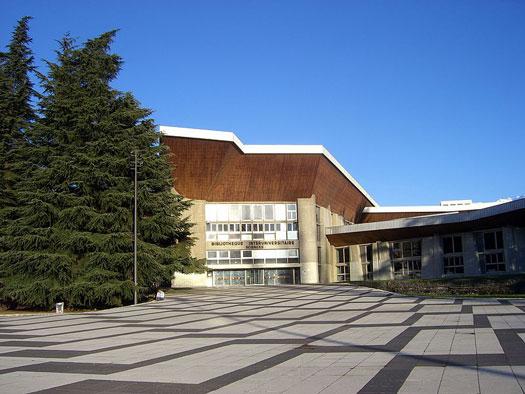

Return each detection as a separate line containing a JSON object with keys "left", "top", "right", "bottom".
{"left": 207, "top": 240, "right": 298, "bottom": 250}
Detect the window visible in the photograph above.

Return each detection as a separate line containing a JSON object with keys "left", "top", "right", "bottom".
{"left": 392, "top": 260, "right": 422, "bottom": 280}
{"left": 253, "top": 223, "right": 264, "bottom": 239}
{"left": 229, "top": 205, "right": 240, "bottom": 221}
{"left": 337, "top": 266, "right": 349, "bottom": 281}
{"left": 359, "top": 244, "right": 373, "bottom": 280}
{"left": 287, "top": 204, "right": 297, "bottom": 220}
{"left": 336, "top": 247, "right": 350, "bottom": 282}
{"left": 337, "top": 247, "right": 350, "bottom": 264}
{"left": 253, "top": 205, "right": 263, "bottom": 221}
{"left": 287, "top": 221, "right": 298, "bottom": 240}
{"left": 391, "top": 239, "right": 422, "bottom": 279}
{"left": 477, "top": 230, "right": 505, "bottom": 273}
{"left": 392, "top": 241, "right": 421, "bottom": 259}
{"left": 264, "top": 205, "right": 274, "bottom": 220}
{"left": 442, "top": 235, "right": 464, "bottom": 275}
{"left": 241, "top": 205, "right": 252, "bottom": 221}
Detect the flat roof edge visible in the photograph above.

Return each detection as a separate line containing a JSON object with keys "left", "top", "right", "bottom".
{"left": 327, "top": 198, "right": 525, "bottom": 236}
{"left": 160, "top": 125, "right": 378, "bottom": 207}
{"left": 363, "top": 201, "right": 504, "bottom": 213}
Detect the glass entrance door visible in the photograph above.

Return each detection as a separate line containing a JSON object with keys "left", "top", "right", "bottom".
{"left": 246, "top": 269, "right": 264, "bottom": 285}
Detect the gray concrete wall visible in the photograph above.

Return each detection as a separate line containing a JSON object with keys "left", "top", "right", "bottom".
{"left": 318, "top": 206, "right": 334, "bottom": 283}
{"left": 298, "top": 196, "right": 319, "bottom": 283}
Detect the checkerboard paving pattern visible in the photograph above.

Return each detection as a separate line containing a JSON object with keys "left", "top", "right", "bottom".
{"left": 1, "top": 284, "right": 525, "bottom": 393}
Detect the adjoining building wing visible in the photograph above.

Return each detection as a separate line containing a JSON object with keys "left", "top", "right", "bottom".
{"left": 327, "top": 199, "right": 525, "bottom": 281}
{"left": 328, "top": 199, "right": 525, "bottom": 245}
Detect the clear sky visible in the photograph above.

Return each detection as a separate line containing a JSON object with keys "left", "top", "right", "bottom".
{"left": 2, "top": 0, "right": 524, "bottom": 206}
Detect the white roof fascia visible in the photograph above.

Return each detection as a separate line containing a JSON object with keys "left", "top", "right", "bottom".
{"left": 327, "top": 198, "right": 525, "bottom": 235}
{"left": 159, "top": 125, "right": 378, "bottom": 207}
{"left": 362, "top": 201, "right": 504, "bottom": 214}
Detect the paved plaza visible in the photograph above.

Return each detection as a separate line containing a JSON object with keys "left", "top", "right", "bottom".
{"left": 1, "top": 285, "right": 525, "bottom": 393}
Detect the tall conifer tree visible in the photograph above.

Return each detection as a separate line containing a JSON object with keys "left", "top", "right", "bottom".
{"left": 0, "top": 29, "right": 203, "bottom": 309}
{"left": 0, "top": 16, "right": 36, "bottom": 218}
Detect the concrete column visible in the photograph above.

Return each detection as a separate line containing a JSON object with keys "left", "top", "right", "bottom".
{"left": 374, "top": 241, "right": 392, "bottom": 280}
{"left": 348, "top": 245, "right": 364, "bottom": 281}
{"left": 422, "top": 235, "right": 440, "bottom": 279}
{"left": 512, "top": 227, "right": 525, "bottom": 273}
{"left": 328, "top": 212, "right": 345, "bottom": 283}
{"left": 463, "top": 232, "right": 481, "bottom": 276}
{"left": 298, "top": 195, "right": 319, "bottom": 284}
{"left": 503, "top": 226, "right": 522, "bottom": 273}
{"left": 319, "top": 206, "right": 336, "bottom": 283}
{"left": 187, "top": 199, "right": 206, "bottom": 260}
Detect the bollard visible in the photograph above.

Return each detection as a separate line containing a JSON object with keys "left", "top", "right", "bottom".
{"left": 55, "top": 302, "right": 64, "bottom": 314}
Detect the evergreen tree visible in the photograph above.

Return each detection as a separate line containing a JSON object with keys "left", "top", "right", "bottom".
{"left": 0, "top": 16, "right": 36, "bottom": 220}
{"left": 0, "top": 29, "right": 203, "bottom": 310}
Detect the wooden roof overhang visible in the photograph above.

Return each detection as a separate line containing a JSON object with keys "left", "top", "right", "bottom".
{"left": 326, "top": 199, "right": 525, "bottom": 246}
{"left": 160, "top": 127, "right": 377, "bottom": 223}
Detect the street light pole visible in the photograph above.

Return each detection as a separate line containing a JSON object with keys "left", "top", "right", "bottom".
{"left": 133, "top": 149, "right": 138, "bottom": 305}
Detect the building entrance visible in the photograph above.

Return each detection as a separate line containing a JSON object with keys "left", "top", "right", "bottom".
{"left": 246, "top": 269, "right": 264, "bottom": 285}
{"left": 212, "top": 268, "right": 300, "bottom": 286}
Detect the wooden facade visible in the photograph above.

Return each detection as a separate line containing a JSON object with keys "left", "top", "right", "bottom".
{"left": 163, "top": 136, "right": 374, "bottom": 223}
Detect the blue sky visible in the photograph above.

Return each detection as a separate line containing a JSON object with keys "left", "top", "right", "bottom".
{"left": 2, "top": 0, "right": 524, "bottom": 206}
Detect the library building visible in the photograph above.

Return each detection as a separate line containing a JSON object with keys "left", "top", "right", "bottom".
{"left": 160, "top": 126, "right": 525, "bottom": 287}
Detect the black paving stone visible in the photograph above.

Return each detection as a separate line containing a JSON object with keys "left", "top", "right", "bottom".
{"left": 358, "top": 356, "right": 417, "bottom": 394}
{"left": 19, "top": 361, "right": 129, "bottom": 374}
{"left": 0, "top": 349, "right": 87, "bottom": 358}
{"left": 0, "top": 340, "right": 58, "bottom": 347}
{"left": 473, "top": 314, "right": 492, "bottom": 328}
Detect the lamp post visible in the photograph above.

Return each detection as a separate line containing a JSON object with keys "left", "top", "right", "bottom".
{"left": 132, "top": 149, "right": 138, "bottom": 305}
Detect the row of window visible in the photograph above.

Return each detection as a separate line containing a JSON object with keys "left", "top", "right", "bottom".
{"left": 205, "top": 203, "right": 297, "bottom": 222}
{"left": 206, "top": 222, "right": 298, "bottom": 241}
{"left": 206, "top": 249, "right": 300, "bottom": 265}
{"left": 336, "top": 230, "right": 506, "bottom": 280}
{"left": 443, "top": 231, "right": 506, "bottom": 275}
